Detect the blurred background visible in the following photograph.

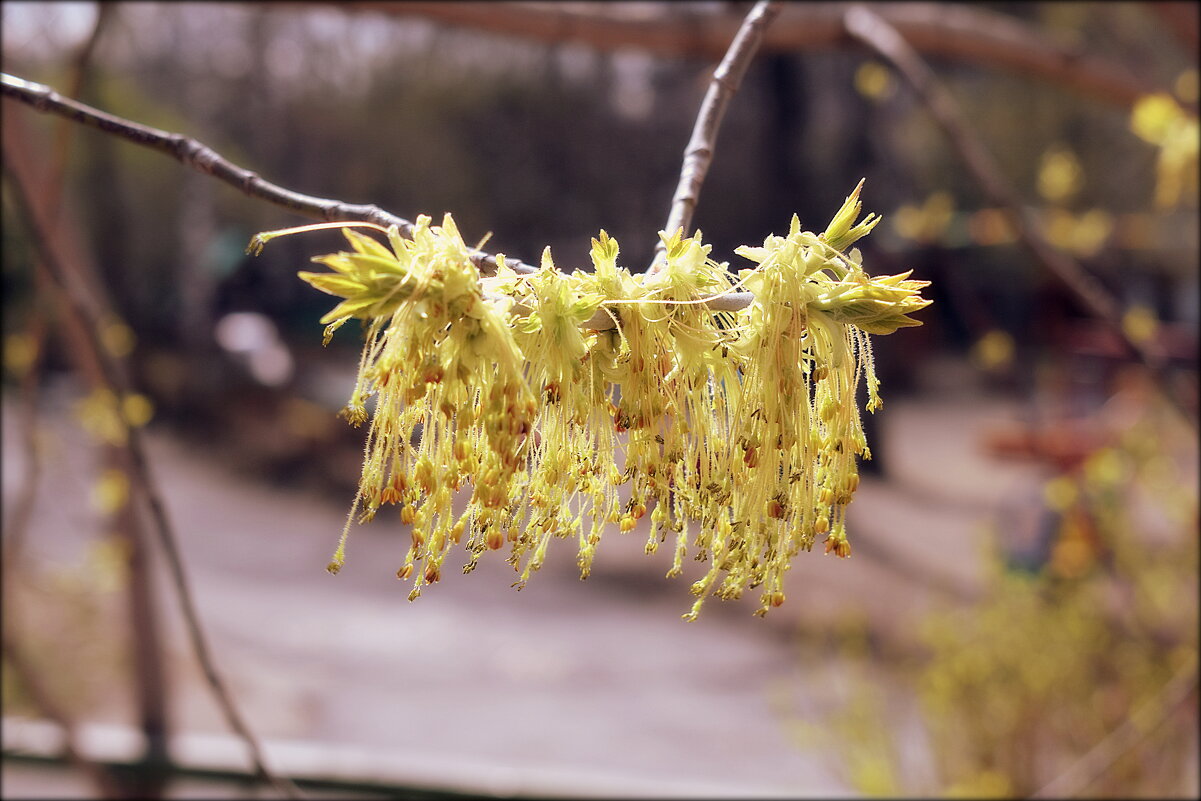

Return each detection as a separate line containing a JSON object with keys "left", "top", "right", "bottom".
{"left": 2, "top": 1, "right": 1197, "bottom": 798}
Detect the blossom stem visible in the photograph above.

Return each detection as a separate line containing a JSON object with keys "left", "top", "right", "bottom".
{"left": 653, "top": 0, "right": 784, "bottom": 273}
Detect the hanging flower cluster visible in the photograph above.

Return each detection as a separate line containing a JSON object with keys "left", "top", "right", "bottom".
{"left": 248, "top": 182, "right": 930, "bottom": 618}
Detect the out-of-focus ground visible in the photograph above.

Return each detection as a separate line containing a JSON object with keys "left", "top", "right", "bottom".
{"left": 3, "top": 355, "right": 1059, "bottom": 798}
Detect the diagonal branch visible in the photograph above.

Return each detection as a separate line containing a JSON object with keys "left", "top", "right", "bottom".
{"left": 1, "top": 70, "right": 762, "bottom": 326}
{"left": 2, "top": 145, "right": 304, "bottom": 800}
{"left": 653, "top": 0, "right": 783, "bottom": 272}
{"left": 843, "top": 5, "right": 1194, "bottom": 425}
{"left": 0, "top": 72, "right": 535, "bottom": 276}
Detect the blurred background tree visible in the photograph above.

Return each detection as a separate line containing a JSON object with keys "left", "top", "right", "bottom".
{"left": 2, "top": 2, "right": 1196, "bottom": 798}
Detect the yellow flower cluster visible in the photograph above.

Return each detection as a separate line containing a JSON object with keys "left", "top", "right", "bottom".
{"left": 249, "top": 182, "right": 930, "bottom": 618}
{"left": 1131, "top": 92, "right": 1199, "bottom": 208}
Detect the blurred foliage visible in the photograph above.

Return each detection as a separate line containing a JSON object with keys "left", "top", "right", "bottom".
{"left": 799, "top": 384, "right": 1198, "bottom": 797}
{"left": 1130, "top": 89, "right": 1200, "bottom": 209}
{"left": 2, "top": 548, "right": 133, "bottom": 720}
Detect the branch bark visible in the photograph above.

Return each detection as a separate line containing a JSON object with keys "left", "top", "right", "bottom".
{"left": 332, "top": 1, "right": 1176, "bottom": 112}
{"left": 843, "top": 6, "right": 1193, "bottom": 425}
{"left": 0, "top": 73, "right": 536, "bottom": 276}
{"left": 653, "top": 0, "right": 783, "bottom": 272}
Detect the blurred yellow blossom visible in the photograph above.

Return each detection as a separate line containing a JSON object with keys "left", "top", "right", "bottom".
{"left": 1122, "top": 304, "right": 1160, "bottom": 345}
{"left": 100, "top": 318, "right": 136, "bottom": 358}
{"left": 75, "top": 389, "right": 128, "bottom": 446}
{"left": 891, "top": 191, "right": 955, "bottom": 244}
{"left": 970, "top": 329, "right": 1015, "bottom": 372}
{"left": 854, "top": 60, "right": 894, "bottom": 101}
{"left": 4, "top": 332, "right": 39, "bottom": 378}
{"left": 1131, "top": 93, "right": 1199, "bottom": 208}
{"left": 1042, "top": 474, "right": 1077, "bottom": 512}
{"left": 122, "top": 393, "right": 155, "bottom": 427}
{"left": 90, "top": 468, "right": 129, "bottom": 515}
{"left": 1037, "top": 145, "right": 1083, "bottom": 203}
{"left": 73, "top": 389, "right": 153, "bottom": 446}
{"left": 1043, "top": 208, "right": 1113, "bottom": 258}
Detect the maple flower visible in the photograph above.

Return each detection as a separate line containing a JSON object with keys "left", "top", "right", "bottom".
{"left": 249, "top": 181, "right": 931, "bottom": 619}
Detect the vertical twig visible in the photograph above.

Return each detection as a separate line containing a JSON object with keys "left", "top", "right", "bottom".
{"left": 1, "top": 303, "right": 46, "bottom": 565}
{"left": 48, "top": 8, "right": 173, "bottom": 795}
{"left": 652, "top": 0, "right": 783, "bottom": 273}
{"left": 9, "top": 9, "right": 173, "bottom": 789}
{"left": 2, "top": 146, "right": 303, "bottom": 800}
{"left": 2, "top": 3, "right": 116, "bottom": 568}
{"left": 843, "top": 5, "right": 1193, "bottom": 425}
{"left": 110, "top": 437, "right": 172, "bottom": 798}
{"left": 46, "top": 3, "right": 114, "bottom": 221}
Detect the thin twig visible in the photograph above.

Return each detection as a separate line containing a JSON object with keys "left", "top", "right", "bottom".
{"left": 46, "top": 12, "right": 173, "bottom": 795}
{"left": 2, "top": 3, "right": 115, "bottom": 563}
{"left": 2, "top": 148, "right": 304, "bottom": 800}
{"left": 843, "top": 5, "right": 1194, "bottom": 425}
{"left": 0, "top": 72, "right": 535, "bottom": 276}
{"left": 1, "top": 306, "right": 46, "bottom": 565}
{"left": 653, "top": 0, "right": 783, "bottom": 272}
{"left": 1, "top": 71, "right": 759, "bottom": 325}
{"left": 1030, "top": 658, "right": 1198, "bottom": 797}
{"left": 46, "top": 2, "right": 114, "bottom": 221}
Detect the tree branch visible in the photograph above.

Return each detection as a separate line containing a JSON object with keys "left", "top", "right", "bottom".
{"left": 653, "top": 0, "right": 783, "bottom": 272}
{"left": 1, "top": 71, "right": 760, "bottom": 327}
{"left": 0, "top": 72, "right": 536, "bottom": 277}
{"left": 336, "top": 1, "right": 1176, "bottom": 112}
{"left": 2, "top": 143, "right": 304, "bottom": 800}
{"left": 843, "top": 6, "right": 1194, "bottom": 425}
{"left": 46, "top": 2, "right": 115, "bottom": 221}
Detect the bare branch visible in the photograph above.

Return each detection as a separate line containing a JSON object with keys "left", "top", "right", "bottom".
{"left": 0, "top": 72, "right": 536, "bottom": 276}
{"left": 652, "top": 0, "right": 783, "bottom": 273}
{"left": 339, "top": 1, "right": 1174, "bottom": 111}
{"left": 2, "top": 142, "right": 304, "bottom": 800}
{"left": 1, "top": 288, "right": 47, "bottom": 565}
{"left": 843, "top": 6, "right": 1194, "bottom": 425}
{"left": 1, "top": 70, "right": 757, "bottom": 326}
{"left": 47, "top": 2, "right": 115, "bottom": 220}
